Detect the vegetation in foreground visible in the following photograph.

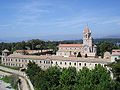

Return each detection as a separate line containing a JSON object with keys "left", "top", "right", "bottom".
{"left": 26, "top": 62, "right": 120, "bottom": 90}
{"left": 107, "top": 60, "right": 120, "bottom": 85}
{"left": 0, "top": 75, "right": 19, "bottom": 90}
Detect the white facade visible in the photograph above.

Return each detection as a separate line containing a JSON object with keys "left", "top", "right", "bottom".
{"left": 1, "top": 50, "right": 110, "bottom": 70}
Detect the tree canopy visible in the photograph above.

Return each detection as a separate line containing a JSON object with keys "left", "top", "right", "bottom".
{"left": 25, "top": 62, "right": 120, "bottom": 90}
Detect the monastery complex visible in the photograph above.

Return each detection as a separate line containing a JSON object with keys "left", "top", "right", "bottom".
{"left": 1, "top": 26, "right": 119, "bottom": 70}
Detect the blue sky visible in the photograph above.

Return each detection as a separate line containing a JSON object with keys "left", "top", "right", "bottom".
{"left": 0, "top": 0, "right": 120, "bottom": 41}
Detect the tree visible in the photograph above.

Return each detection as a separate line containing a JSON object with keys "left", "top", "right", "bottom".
{"left": 59, "top": 67, "right": 77, "bottom": 89}
{"left": 26, "top": 61, "right": 43, "bottom": 86}
{"left": 76, "top": 67, "right": 92, "bottom": 89}
{"left": 91, "top": 64, "right": 111, "bottom": 90}
{"left": 44, "top": 66, "right": 61, "bottom": 89}
{"left": 26, "top": 62, "right": 119, "bottom": 90}
{"left": 96, "top": 41, "right": 114, "bottom": 58}
{"left": 107, "top": 60, "right": 120, "bottom": 82}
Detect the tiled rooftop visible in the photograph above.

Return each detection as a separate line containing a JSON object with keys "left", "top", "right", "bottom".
{"left": 7, "top": 53, "right": 111, "bottom": 63}
{"left": 59, "top": 44, "right": 83, "bottom": 47}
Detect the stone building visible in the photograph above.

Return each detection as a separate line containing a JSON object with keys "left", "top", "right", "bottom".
{"left": 56, "top": 26, "right": 97, "bottom": 57}
{"left": 1, "top": 49, "right": 111, "bottom": 70}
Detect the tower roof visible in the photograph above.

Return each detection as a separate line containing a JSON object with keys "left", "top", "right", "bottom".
{"left": 83, "top": 26, "right": 91, "bottom": 34}
{"left": 2, "top": 49, "right": 9, "bottom": 52}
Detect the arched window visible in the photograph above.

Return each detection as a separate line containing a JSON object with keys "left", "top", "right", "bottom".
{"left": 86, "top": 34, "right": 87, "bottom": 38}
{"left": 69, "top": 62, "right": 71, "bottom": 65}
{"left": 74, "top": 63, "right": 76, "bottom": 66}
{"left": 95, "top": 64, "right": 97, "bottom": 66}
{"left": 85, "top": 54, "right": 88, "bottom": 58}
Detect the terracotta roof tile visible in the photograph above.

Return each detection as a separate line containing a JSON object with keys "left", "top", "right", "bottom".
{"left": 7, "top": 54, "right": 111, "bottom": 63}
{"left": 59, "top": 44, "right": 83, "bottom": 47}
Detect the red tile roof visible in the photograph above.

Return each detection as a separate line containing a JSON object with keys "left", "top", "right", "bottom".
{"left": 59, "top": 44, "right": 83, "bottom": 47}
{"left": 112, "top": 49, "right": 120, "bottom": 56}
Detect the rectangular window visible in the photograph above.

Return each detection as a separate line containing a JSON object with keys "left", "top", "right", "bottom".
{"left": 25, "top": 60, "right": 27, "bottom": 62}
{"left": 46, "top": 61, "right": 50, "bottom": 64}
{"left": 60, "top": 62, "right": 62, "bottom": 64}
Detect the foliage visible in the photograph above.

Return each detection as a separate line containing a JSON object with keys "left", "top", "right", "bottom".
{"left": 0, "top": 39, "right": 59, "bottom": 55}
{"left": 107, "top": 61, "right": 120, "bottom": 81}
{"left": 96, "top": 41, "right": 120, "bottom": 57}
{"left": 59, "top": 67, "right": 77, "bottom": 89}
{"left": 26, "top": 62, "right": 120, "bottom": 90}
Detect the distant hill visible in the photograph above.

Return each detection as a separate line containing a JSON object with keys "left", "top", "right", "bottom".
{"left": 60, "top": 38, "right": 120, "bottom": 44}
{"left": 104, "top": 34, "right": 120, "bottom": 38}
{"left": 0, "top": 36, "right": 119, "bottom": 43}
{"left": 0, "top": 39, "right": 9, "bottom": 42}
{"left": 94, "top": 38, "right": 120, "bottom": 44}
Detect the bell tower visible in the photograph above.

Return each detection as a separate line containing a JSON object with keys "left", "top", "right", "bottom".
{"left": 83, "top": 26, "right": 92, "bottom": 47}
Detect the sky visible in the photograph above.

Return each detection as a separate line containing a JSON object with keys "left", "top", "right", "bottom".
{"left": 0, "top": 0, "right": 120, "bottom": 41}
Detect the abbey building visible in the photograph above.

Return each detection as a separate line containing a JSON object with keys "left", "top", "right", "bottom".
{"left": 0, "top": 26, "right": 111, "bottom": 70}
{"left": 56, "top": 26, "right": 97, "bottom": 57}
